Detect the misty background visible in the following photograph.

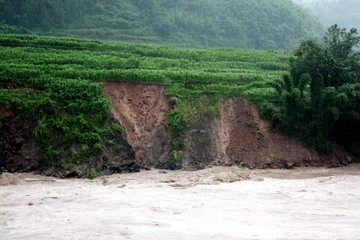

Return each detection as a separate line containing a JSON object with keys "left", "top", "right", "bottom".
{"left": 296, "top": 0, "right": 360, "bottom": 31}
{"left": 0, "top": 0, "right": 359, "bottom": 49}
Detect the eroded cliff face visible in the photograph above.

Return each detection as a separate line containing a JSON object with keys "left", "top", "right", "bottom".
{"left": 104, "top": 82, "right": 356, "bottom": 170}
{"left": 104, "top": 82, "right": 171, "bottom": 167}
{"left": 0, "top": 107, "right": 43, "bottom": 172}
{"left": 0, "top": 105, "right": 138, "bottom": 177}
{"left": 1, "top": 83, "right": 355, "bottom": 176}
{"left": 208, "top": 97, "right": 356, "bottom": 168}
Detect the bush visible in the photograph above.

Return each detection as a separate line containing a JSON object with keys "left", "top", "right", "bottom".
{"left": 87, "top": 168, "right": 98, "bottom": 179}
{"left": 270, "top": 25, "right": 360, "bottom": 155}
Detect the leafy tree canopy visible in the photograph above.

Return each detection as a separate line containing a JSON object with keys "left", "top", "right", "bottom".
{"left": 266, "top": 25, "right": 360, "bottom": 155}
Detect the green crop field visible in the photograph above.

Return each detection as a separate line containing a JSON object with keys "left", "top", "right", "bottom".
{"left": 0, "top": 34, "right": 289, "bottom": 96}
{"left": 0, "top": 34, "right": 290, "bottom": 173}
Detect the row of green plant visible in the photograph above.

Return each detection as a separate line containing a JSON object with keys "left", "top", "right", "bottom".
{"left": 0, "top": 35, "right": 288, "bottom": 91}
{"left": 0, "top": 34, "right": 290, "bottom": 62}
{"left": 0, "top": 35, "right": 288, "bottom": 98}
{"left": 0, "top": 33, "right": 291, "bottom": 170}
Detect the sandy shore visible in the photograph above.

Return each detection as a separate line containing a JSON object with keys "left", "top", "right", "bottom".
{"left": 1, "top": 165, "right": 360, "bottom": 240}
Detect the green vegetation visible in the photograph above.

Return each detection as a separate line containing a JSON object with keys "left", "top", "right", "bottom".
{"left": 263, "top": 25, "right": 360, "bottom": 156}
{"left": 0, "top": 33, "right": 290, "bottom": 170}
{"left": 2, "top": 24, "right": 358, "bottom": 172}
{"left": 87, "top": 167, "right": 98, "bottom": 179}
{"left": 0, "top": 0, "right": 322, "bottom": 49}
{"left": 35, "top": 79, "right": 123, "bottom": 170}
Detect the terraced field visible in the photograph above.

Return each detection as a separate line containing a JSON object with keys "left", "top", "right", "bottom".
{"left": 0, "top": 34, "right": 290, "bottom": 174}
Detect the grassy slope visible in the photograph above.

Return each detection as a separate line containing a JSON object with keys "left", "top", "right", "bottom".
{"left": 0, "top": 34, "right": 290, "bottom": 172}
{"left": 0, "top": 34, "right": 289, "bottom": 95}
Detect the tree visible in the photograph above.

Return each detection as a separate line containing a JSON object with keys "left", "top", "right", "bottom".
{"left": 279, "top": 25, "right": 360, "bottom": 154}
{"left": 0, "top": 0, "right": 323, "bottom": 50}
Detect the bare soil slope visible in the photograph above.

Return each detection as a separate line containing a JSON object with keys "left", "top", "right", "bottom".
{"left": 104, "top": 82, "right": 355, "bottom": 169}
{"left": 209, "top": 97, "right": 355, "bottom": 168}
{"left": 2, "top": 83, "right": 356, "bottom": 175}
{"left": 104, "top": 82, "right": 171, "bottom": 167}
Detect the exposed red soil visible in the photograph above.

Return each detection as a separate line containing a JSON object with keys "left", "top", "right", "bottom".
{"left": 104, "top": 82, "right": 355, "bottom": 170}
{"left": 104, "top": 82, "right": 171, "bottom": 167}
{"left": 210, "top": 98, "right": 356, "bottom": 168}
{"left": 1, "top": 84, "right": 356, "bottom": 175}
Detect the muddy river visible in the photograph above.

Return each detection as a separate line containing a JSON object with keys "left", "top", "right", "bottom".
{"left": 1, "top": 166, "right": 360, "bottom": 240}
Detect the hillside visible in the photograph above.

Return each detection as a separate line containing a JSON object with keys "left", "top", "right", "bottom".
{"left": 0, "top": 0, "right": 322, "bottom": 49}
{"left": 1, "top": 34, "right": 357, "bottom": 177}
{"left": 299, "top": 0, "right": 360, "bottom": 30}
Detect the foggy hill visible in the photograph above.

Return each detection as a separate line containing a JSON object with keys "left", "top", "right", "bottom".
{"left": 298, "top": 0, "right": 360, "bottom": 30}
{"left": 0, "top": 0, "right": 322, "bottom": 49}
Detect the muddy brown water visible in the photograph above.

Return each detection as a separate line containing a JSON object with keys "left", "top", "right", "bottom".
{"left": 1, "top": 165, "right": 360, "bottom": 240}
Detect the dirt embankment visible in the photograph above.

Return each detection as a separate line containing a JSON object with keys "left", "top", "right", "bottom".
{"left": 1, "top": 83, "right": 356, "bottom": 175}
{"left": 0, "top": 105, "right": 137, "bottom": 177}
{"left": 209, "top": 97, "right": 355, "bottom": 168}
{"left": 0, "top": 107, "right": 42, "bottom": 172}
{"left": 104, "top": 82, "right": 171, "bottom": 167}
{"left": 104, "top": 82, "right": 356, "bottom": 170}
